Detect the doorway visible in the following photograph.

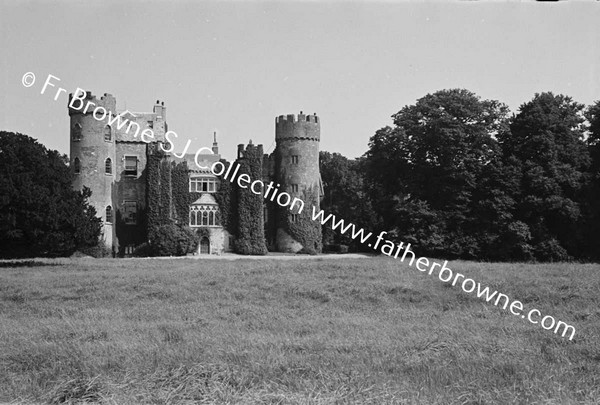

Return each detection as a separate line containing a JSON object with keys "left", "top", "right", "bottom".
{"left": 200, "top": 237, "right": 210, "bottom": 254}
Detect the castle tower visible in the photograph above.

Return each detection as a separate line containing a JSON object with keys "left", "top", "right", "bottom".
{"left": 274, "top": 111, "right": 323, "bottom": 253}
{"left": 69, "top": 91, "right": 116, "bottom": 249}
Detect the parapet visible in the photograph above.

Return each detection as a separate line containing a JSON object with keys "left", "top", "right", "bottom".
{"left": 275, "top": 111, "right": 319, "bottom": 125}
{"left": 237, "top": 142, "right": 264, "bottom": 159}
{"left": 275, "top": 111, "right": 320, "bottom": 142}
{"left": 68, "top": 91, "right": 116, "bottom": 116}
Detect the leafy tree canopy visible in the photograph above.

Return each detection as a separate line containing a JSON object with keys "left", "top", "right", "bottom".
{"left": 501, "top": 93, "right": 591, "bottom": 260}
{"left": 364, "top": 89, "right": 514, "bottom": 259}
{"left": 319, "top": 151, "right": 376, "bottom": 250}
{"left": 0, "top": 132, "right": 102, "bottom": 258}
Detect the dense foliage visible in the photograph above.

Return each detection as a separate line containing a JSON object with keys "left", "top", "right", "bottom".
{"left": 235, "top": 147, "right": 267, "bottom": 255}
{"left": 356, "top": 90, "right": 599, "bottom": 262}
{"left": 0, "top": 132, "right": 102, "bottom": 258}
{"left": 499, "top": 93, "right": 591, "bottom": 260}
{"left": 148, "top": 223, "right": 198, "bottom": 256}
{"left": 146, "top": 145, "right": 167, "bottom": 238}
{"left": 146, "top": 147, "right": 197, "bottom": 256}
{"left": 319, "top": 152, "right": 375, "bottom": 251}
{"left": 582, "top": 100, "right": 600, "bottom": 259}
{"left": 172, "top": 161, "right": 189, "bottom": 224}
{"left": 213, "top": 159, "right": 237, "bottom": 235}
{"left": 286, "top": 187, "right": 322, "bottom": 254}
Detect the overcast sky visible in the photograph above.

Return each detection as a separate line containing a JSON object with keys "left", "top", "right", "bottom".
{"left": 1, "top": 1, "right": 598, "bottom": 161}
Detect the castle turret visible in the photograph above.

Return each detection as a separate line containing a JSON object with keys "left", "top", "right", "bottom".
{"left": 274, "top": 111, "right": 322, "bottom": 253}
{"left": 153, "top": 100, "right": 166, "bottom": 120}
{"left": 69, "top": 91, "right": 116, "bottom": 249}
{"left": 212, "top": 131, "right": 219, "bottom": 155}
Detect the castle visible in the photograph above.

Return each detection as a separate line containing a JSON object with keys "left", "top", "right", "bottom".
{"left": 69, "top": 92, "right": 323, "bottom": 256}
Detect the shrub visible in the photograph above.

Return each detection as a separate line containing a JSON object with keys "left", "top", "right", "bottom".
{"left": 131, "top": 242, "right": 152, "bottom": 257}
{"left": 534, "top": 238, "right": 571, "bottom": 262}
{"left": 149, "top": 224, "right": 199, "bottom": 256}
{"left": 180, "top": 226, "right": 200, "bottom": 254}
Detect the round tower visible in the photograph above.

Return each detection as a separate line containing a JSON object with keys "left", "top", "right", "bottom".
{"left": 274, "top": 111, "right": 322, "bottom": 253}
{"left": 69, "top": 91, "right": 117, "bottom": 249}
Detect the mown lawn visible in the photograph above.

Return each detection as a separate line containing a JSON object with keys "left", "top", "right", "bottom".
{"left": 0, "top": 257, "right": 599, "bottom": 404}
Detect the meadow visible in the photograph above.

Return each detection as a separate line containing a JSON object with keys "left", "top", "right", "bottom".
{"left": 0, "top": 256, "right": 599, "bottom": 404}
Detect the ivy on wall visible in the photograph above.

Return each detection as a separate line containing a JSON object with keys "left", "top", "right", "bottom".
{"left": 171, "top": 161, "right": 190, "bottom": 224}
{"left": 196, "top": 227, "right": 210, "bottom": 240}
{"left": 235, "top": 147, "right": 267, "bottom": 255}
{"left": 159, "top": 159, "right": 172, "bottom": 224}
{"left": 214, "top": 159, "right": 237, "bottom": 235}
{"left": 145, "top": 146, "right": 196, "bottom": 256}
{"left": 146, "top": 145, "right": 166, "bottom": 241}
{"left": 284, "top": 185, "right": 322, "bottom": 255}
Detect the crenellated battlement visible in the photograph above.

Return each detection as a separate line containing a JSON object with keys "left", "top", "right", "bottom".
{"left": 275, "top": 111, "right": 319, "bottom": 125}
{"left": 68, "top": 91, "right": 116, "bottom": 116}
{"left": 237, "top": 140, "right": 264, "bottom": 159}
{"left": 275, "top": 111, "right": 320, "bottom": 142}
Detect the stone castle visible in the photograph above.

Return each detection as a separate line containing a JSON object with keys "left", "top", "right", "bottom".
{"left": 69, "top": 92, "right": 323, "bottom": 255}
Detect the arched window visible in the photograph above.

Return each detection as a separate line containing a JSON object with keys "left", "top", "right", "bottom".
{"left": 74, "top": 157, "right": 81, "bottom": 174}
{"left": 105, "top": 158, "right": 112, "bottom": 175}
{"left": 72, "top": 123, "right": 82, "bottom": 141}
{"left": 104, "top": 125, "right": 111, "bottom": 141}
{"left": 189, "top": 206, "right": 219, "bottom": 227}
{"left": 106, "top": 206, "right": 112, "bottom": 223}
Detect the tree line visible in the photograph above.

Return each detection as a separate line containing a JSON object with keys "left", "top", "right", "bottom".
{"left": 320, "top": 89, "right": 600, "bottom": 262}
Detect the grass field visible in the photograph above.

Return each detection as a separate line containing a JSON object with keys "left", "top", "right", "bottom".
{"left": 1, "top": 257, "right": 599, "bottom": 404}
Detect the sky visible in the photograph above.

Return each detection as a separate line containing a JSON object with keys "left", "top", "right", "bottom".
{"left": 1, "top": 0, "right": 599, "bottom": 161}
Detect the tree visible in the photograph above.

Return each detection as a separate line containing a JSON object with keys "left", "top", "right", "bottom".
{"left": 319, "top": 151, "right": 376, "bottom": 251}
{"left": 581, "top": 100, "right": 600, "bottom": 260}
{"left": 0, "top": 132, "right": 102, "bottom": 258}
{"left": 364, "top": 89, "right": 514, "bottom": 259}
{"left": 499, "top": 93, "right": 591, "bottom": 260}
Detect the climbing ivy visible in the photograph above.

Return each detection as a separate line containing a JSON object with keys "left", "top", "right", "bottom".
{"left": 285, "top": 185, "right": 322, "bottom": 255}
{"left": 171, "top": 161, "right": 190, "bottom": 224}
{"left": 196, "top": 227, "right": 210, "bottom": 240}
{"left": 235, "top": 146, "right": 267, "bottom": 255}
{"left": 146, "top": 145, "right": 166, "bottom": 241}
{"left": 145, "top": 147, "right": 196, "bottom": 256}
{"left": 214, "top": 159, "right": 237, "bottom": 234}
{"left": 159, "top": 159, "right": 172, "bottom": 223}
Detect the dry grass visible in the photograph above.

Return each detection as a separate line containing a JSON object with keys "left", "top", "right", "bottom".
{"left": 0, "top": 257, "right": 599, "bottom": 404}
